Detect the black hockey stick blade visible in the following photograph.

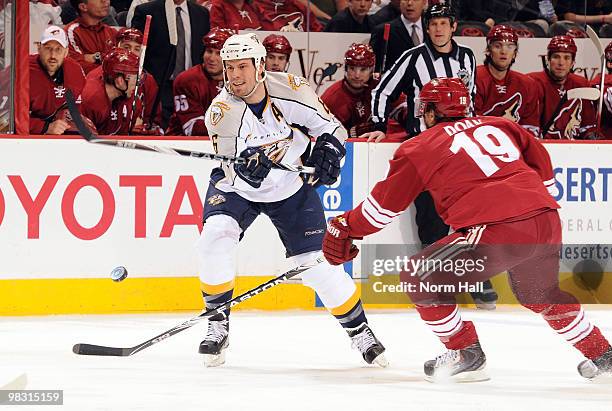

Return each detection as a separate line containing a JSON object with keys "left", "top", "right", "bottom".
{"left": 73, "top": 343, "right": 128, "bottom": 356}
{"left": 72, "top": 257, "right": 324, "bottom": 357}
{"left": 65, "top": 90, "right": 97, "bottom": 141}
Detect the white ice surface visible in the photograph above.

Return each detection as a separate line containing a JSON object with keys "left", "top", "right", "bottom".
{"left": 2, "top": 309, "right": 612, "bottom": 411}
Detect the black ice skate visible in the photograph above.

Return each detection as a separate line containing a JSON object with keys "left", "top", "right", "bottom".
{"left": 198, "top": 319, "right": 229, "bottom": 367}
{"left": 346, "top": 323, "right": 388, "bottom": 367}
{"left": 578, "top": 347, "right": 612, "bottom": 380}
{"left": 470, "top": 280, "right": 498, "bottom": 310}
{"left": 424, "top": 342, "right": 489, "bottom": 382}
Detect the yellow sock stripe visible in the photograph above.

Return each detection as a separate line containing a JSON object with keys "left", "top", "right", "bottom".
{"left": 200, "top": 279, "right": 236, "bottom": 295}
{"left": 329, "top": 287, "right": 361, "bottom": 316}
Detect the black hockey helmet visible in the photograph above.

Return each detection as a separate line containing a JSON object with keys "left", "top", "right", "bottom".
{"left": 423, "top": 3, "right": 456, "bottom": 28}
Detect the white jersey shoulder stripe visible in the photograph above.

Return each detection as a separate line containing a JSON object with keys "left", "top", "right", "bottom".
{"left": 66, "top": 24, "right": 82, "bottom": 54}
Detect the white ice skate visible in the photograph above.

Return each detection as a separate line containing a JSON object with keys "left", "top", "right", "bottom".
{"left": 347, "top": 323, "right": 388, "bottom": 367}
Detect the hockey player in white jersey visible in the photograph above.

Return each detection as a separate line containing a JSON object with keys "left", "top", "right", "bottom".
{"left": 197, "top": 33, "right": 387, "bottom": 367}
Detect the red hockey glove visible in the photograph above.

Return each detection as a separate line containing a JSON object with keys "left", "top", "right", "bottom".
{"left": 323, "top": 216, "right": 360, "bottom": 266}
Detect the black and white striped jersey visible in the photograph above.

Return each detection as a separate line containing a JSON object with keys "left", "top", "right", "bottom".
{"left": 371, "top": 38, "right": 477, "bottom": 137}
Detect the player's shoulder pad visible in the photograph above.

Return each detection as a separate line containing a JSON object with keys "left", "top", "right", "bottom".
{"left": 266, "top": 72, "right": 318, "bottom": 106}
{"left": 205, "top": 88, "right": 246, "bottom": 135}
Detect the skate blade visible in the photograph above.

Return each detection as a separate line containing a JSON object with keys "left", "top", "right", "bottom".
{"left": 425, "top": 367, "right": 490, "bottom": 383}
{"left": 204, "top": 351, "right": 226, "bottom": 367}
{"left": 373, "top": 353, "right": 389, "bottom": 368}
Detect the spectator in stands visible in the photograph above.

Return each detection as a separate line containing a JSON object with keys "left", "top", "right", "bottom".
{"left": 295, "top": 0, "right": 334, "bottom": 23}
{"left": 325, "top": 0, "right": 374, "bottom": 32}
{"left": 64, "top": 0, "right": 116, "bottom": 74}
{"left": 528, "top": 35, "right": 597, "bottom": 139}
{"left": 166, "top": 28, "right": 233, "bottom": 136}
{"left": 312, "top": 0, "right": 347, "bottom": 20}
{"left": 30, "top": 0, "right": 62, "bottom": 54}
{"left": 209, "top": 0, "right": 262, "bottom": 31}
{"left": 475, "top": 25, "right": 540, "bottom": 136}
{"left": 514, "top": 0, "right": 558, "bottom": 34}
{"left": 370, "top": 0, "right": 426, "bottom": 72}
{"left": 263, "top": 34, "right": 293, "bottom": 73}
{"left": 554, "top": 0, "right": 612, "bottom": 38}
{"left": 255, "top": 0, "right": 324, "bottom": 31}
{"left": 370, "top": 0, "right": 400, "bottom": 27}
{"left": 30, "top": 25, "right": 87, "bottom": 135}
{"left": 126, "top": 0, "right": 150, "bottom": 28}
{"left": 132, "top": 0, "right": 210, "bottom": 127}
{"left": 59, "top": 0, "right": 118, "bottom": 25}
{"left": 457, "top": 0, "right": 514, "bottom": 28}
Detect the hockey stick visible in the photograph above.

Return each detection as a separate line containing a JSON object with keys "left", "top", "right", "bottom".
{"left": 65, "top": 90, "right": 315, "bottom": 174}
{"left": 0, "top": 374, "right": 27, "bottom": 390}
{"left": 73, "top": 257, "right": 325, "bottom": 356}
{"left": 541, "top": 87, "right": 600, "bottom": 137}
{"left": 380, "top": 23, "right": 391, "bottom": 74}
{"left": 128, "top": 14, "right": 152, "bottom": 135}
{"left": 585, "top": 25, "right": 606, "bottom": 132}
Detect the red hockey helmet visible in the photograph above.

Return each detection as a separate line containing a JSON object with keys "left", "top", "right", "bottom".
{"left": 547, "top": 35, "right": 577, "bottom": 57}
{"left": 203, "top": 27, "right": 235, "bottom": 50}
{"left": 486, "top": 25, "right": 518, "bottom": 45}
{"left": 606, "top": 42, "right": 612, "bottom": 63}
{"left": 263, "top": 34, "right": 293, "bottom": 56}
{"left": 565, "top": 28, "right": 587, "bottom": 38}
{"left": 344, "top": 43, "right": 375, "bottom": 68}
{"left": 416, "top": 78, "right": 470, "bottom": 118}
{"left": 116, "top": 27, "right": 143, "bottom": 45}
{"left": 102, "top": 48, "right": 139, "bottom": 82}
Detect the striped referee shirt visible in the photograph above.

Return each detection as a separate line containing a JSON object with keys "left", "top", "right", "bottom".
{"left": 371, "top": 37, "right": 477, "bottom": 137}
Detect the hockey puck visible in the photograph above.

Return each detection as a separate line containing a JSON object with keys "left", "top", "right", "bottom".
{"left": 110, "top": 266, "right": 128, "bottom": 282}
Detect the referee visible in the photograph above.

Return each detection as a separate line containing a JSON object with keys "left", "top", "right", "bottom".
{"left": 362, "top": 4, "right": 497, "bottom": 309}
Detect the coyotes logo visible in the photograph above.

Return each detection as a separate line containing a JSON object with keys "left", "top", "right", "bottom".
{"left": 546, "top": 99, "right": 582, "bottom": 140}
{"left": 483, "top": 92, "right": 522, "bottom": 123}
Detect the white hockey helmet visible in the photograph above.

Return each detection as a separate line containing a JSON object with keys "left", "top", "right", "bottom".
{"left": 221, "top": 33, "right": 267, "bottom": 97}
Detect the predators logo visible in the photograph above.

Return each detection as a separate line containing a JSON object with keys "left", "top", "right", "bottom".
{"left": 288, "top": 74, "right": 309, "bottom": 90}
{"left": 547, "top": 99, "right": 582, "bottom": 140}
{"left": 259, "top": 138, "right": 293, "bottom": 162}
{"left": 207, "top": 194, "right": 226, "bottom": 206}
{"left": 210, "top": 102, "right": 231, "bottom": 126}
{"left": 483, "top": 92, "right": 523, "bottom": 123}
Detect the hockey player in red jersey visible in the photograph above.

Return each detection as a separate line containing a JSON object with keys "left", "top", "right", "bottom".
{"left": 263, "top": 34, "right": 292, "bottom": 73}
{"left": 30, "top": 25, "right": 87, "bottom": 135}
{"left": 475, "top": 25, "right": 540, "bottom": 136}
{"left": 80, "top": 48, "right": 146, "bottom": 135}
{"left": 528, "top": 35, "right": 597, "bottom": 139}
{"left": 321, "top": 43, "right": 404, "bottom": 139}
{"left": 322, "top": 77, "right": 612, "bottom": 382}
{"left": 253, "top": 0, "right": 323, "bottom": 32}
{"left": 209, "top": 0, "right": 262, "bottom": 31}
{"left": 590, "top": 42, "right": 612, "bottom": 139}
{"left": 85, "top": 28, "right": 162, "bottom": 134}
{"left": 166, "top": 27, "right": 233, "bottom": 136}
